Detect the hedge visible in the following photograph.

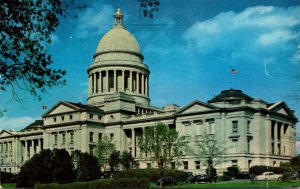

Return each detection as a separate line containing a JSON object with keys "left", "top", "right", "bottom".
{"left": 249, "top": 165, "right": 286, "bottom": 176}
{"left": 34, "top": 178, "right": 150, "bottom": 189}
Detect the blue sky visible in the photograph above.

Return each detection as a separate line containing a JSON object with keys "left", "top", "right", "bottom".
{"left": 1, "top": 0, "right": 300, "bottom": 153}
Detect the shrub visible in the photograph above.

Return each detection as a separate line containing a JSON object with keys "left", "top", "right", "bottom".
{"left": 35, "top": 178, "right": 151, "bottom": 189}
{"left": 115, "top": 168, "right": 189, "bottom": 183}
{"left": 224, "top": 166, "right": 239, "bottom": 177}
{"left": 0, "top": 172, "right": 15, "bottom": 183}
{"left": 218, "top": 174, "right": 232, "bottom": 181}
{"left": 249, "top": 165, "right": 287, "bottom": 176}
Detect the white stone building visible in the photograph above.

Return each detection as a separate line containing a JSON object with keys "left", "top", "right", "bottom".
{"left": 0, "top": 8, "right": 297, "bottom": 174}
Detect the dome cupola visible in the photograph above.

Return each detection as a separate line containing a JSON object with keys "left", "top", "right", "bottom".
{"left": 208, "top": 89, "right": 254, "bottom": 103}
{"left": 87, "top": 7, "right": 150, "bottom": 106}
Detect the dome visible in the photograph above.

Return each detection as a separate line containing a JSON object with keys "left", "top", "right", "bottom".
{"left": 208, "top": 89, "right": 254, "bottom": 103}
{"left": 94, "top": 7, "right": 142, "bottom": 59}
{"left": 96, "top": 27, "right": 141, "bottom": 55}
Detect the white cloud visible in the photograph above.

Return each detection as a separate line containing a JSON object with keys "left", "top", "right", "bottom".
{"left": 182, "top": 6, "right": 300, "bottom": 64}
{"left": 75, "top": 4, "right": 114, "bottom": 38}
{"left": 0, "top": 116, "right": 39, "bottom": 130}
{"left": 258, "top": 30, "right": 297, "bottom": 45}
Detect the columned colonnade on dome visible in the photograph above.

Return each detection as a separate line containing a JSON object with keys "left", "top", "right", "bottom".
{"left": 88, "top": 69, "right": 148, "bottom": 96}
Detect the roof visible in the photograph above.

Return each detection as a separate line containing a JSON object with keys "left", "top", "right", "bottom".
{"left": 24, "top": 120, "right": 44, "bottom": 130}
{"left": 208, "top": 89, "right": 254, "bottom": 103}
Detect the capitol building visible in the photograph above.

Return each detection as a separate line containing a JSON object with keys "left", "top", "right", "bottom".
{"left": 0, "top": 8, "right": 297, "bottom": 174}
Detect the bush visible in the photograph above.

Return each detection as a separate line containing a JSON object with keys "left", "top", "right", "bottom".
{"left": 249, "top": 165, "right": 286, "bottom": 176}
{"left": 0, "top": 172, "right": 15, "bottom": 183}
{"left": 224, "top": 166, "right": 239, "bottom": 177}
{"left": 115, "top": 168, "right": 189, "bottom": 183}
{"left": 218, "top": 174, "right": 232, "bottom": 181}
{"left": 35, "top": 178, "right": 151, "bottom": 189}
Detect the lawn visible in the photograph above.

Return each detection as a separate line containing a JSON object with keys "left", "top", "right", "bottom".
{"left": 1, "top": 183, "right": 17, "bottom": 188}
{"left": 175, "top": 181, "right": 300, "bottom": 188}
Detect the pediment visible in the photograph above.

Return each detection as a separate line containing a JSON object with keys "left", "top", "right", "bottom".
{"left": 268, "top": 101, "right": 295, "bottom": 117}
{"left": 176, "top": 100, "right": 218, "bottom": 114}
{"left": 43, "top": 101, "right": 80, "bottom": 116}
{"left": 0, "top": 130, "right": 13, "bottom": 137}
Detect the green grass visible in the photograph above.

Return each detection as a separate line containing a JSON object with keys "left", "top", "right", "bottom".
{"left": 175, "top": 181, "right": 300, "bottom": 188}
{"left": 1, "top": 183, "right": 17, "bottom": 188}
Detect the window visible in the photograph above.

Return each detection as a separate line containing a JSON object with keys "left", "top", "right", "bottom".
{"left": 195, "top": 161, "right": 200, "bottom": 169}
{"left": 89, "top": 132, "right": 94, "bottom": 142}
{"left": 171, "top": 162, "right": 176, "bottom": 169}
{"left": 232, "top": 139, "right": 238, "bottom": 142}
{"left": 248, "top": 160, "right": 252, "bottom": 168}
{"left": 231, "top": 160, "right": 238, "bottom": 167}
{"left": 207, "top": 120, "right": 214, "bottom": 134}
{"left": 98, "top": 115, "right": 102, "bottom": 120}
{"left": 98, "top": 133, "right": 103, "bottom": 142}
{"left": 54, "top": 135, "right": 58, "bottom": 144}
{"left": 247, "top": 121, "right": 251, "bottom": 133}
{"left": 89, "top": 114, "right": 94, "bottom": 119}
{"left": 53, "top": 117, "right": 57, "bottom": 122}
{"left": 183, "top": 161, "right": 188, "bottom": 169}
{"left": 62, "top": 133, "right": 66, "bottom": 144}
{"left": 89, "top": 145, "right": 95, "bottom": 155}
{"left": 70, "top": 132, "right": 74, "bottom": 144}
{"left": 69, "top": 114, "right": 73, "bottom": 120}
{"left": 147, "top": 163, "right": 151, "bottom": 168}
{"left": 110, "top": 133, "right": 114, "bottom": 140}
{"left": 61, "top": 116, "right": 64, "bottom": 121}
{"left": 247, "top": 139, "right": 251, "bottom": 153}
{"left": 232, "top": 121, "right": 238, "bottom": 133}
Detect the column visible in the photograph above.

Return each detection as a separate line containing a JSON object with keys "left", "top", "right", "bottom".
{"left": 130, "top": 71, "right": 133, "bottom": 92}
{"left": 94, "top": 73, "right": 97, "bottom": 94}
{"left": 89, "top": 75, "right": 92, "bottom": 95}
{"left": 114, "top": 70, "right": 117, "bottom": 92}
{"left": 91, "top": 73, "right": 94, "bottom": 94}
{"left": 122, "top": 70, "right": 125, "bottom": 91}
{"left": 131, "top": 129, "right": 135, "bottom": 157}
{"left": 29, "top": 140, "right": 34, "bottom": 158}
{"left": 142, "top": 74, "right": 145, "bottom": 95}
{"left": 274, "top": 122, "right": 278, "bottom": 154}
{"left": 99, "top": 71, "right": 102, "bottom": 93}
{"left": 281, "top": 124, "right": 285, "bottom": 155}
{"left": 24, "top": 141, "right": 28, "bottom": 161}
{"left": 136, "top": 72, "right": 140, "bottom": 94}
{"left": 145, "top": 76, "right": 148, "bottom": 96}
{"left": 106, "top": 70, "right": 109, "bottom": 92}
{"left": 37, "top": 139, "right": 41, "bottom": 154}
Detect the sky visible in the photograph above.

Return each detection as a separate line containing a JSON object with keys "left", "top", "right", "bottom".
{"left": 1, "top": 0, "right": 300, "bottom": 153}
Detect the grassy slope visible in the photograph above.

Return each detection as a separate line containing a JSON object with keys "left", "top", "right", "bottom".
{"left": 176, "top": 181, "right": 300, "bottom": 188}
{"left": 1, "top": 183, "right": 17, "bottom": 188}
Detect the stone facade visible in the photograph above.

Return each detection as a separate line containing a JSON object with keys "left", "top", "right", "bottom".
{"left": 0, "top": 8, "right": 297, "bottom": 174}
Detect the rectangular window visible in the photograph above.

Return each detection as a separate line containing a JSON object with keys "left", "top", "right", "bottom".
{"left": 98, "top": 133, "right": 103, "bottom": 142}
{"left": 98, "top": 115, "right": 102, "bottom": 120}
{"left": 110, "top": 133, "right": 114, "bottom": 140}
{"left": 207, "top": 119, "right": 214, "bottom": 134}
{"left": 54, "top": 135, "right": 58, "bottom": 145}
{"left": 62, "top": 133, "right": 66, "bottom": 144}
{"left": 183, "top": 161, "right": 188, "bottom": 169}
{"left": 61, "top": 116, "right": 64, "bottom": 121}
{"left": 232, "top": 160, "right": 238, "bottom": 167}
{"left": 147, "top": 163, "right": 151, "bottom": 169}
{"left": 232, "top": 121, "right": 238, "bottom": 133}
{"left": 89, "top": 145, "right": 94, "bottom": 155}
{"left": 89, "top": 132, "right": 94, "bottom": 142}
{"left": 70, "top": 132, "right": 74, "bottom": 144}
{"left": 195, "top": 161, "right": 200, "bottom": 169}
{"left": 247, "top": 139, "right": 251, "bottom": 153}
{"left": 53, "top": 117, "right": 56, "bottom": 122}
{"left": 247, "top": 121, "right": 251, "bottom": 133}
{"left": 69, "top": 114, "right": 73, "bottom": 120}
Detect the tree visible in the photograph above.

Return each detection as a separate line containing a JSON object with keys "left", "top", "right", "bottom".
{"left": 0, "top": 0, "right": 66, "bottom": 101}
{"left": 94, "top": 135, "right": 116, "bottom": 171}
{"left": 50, "top": 148, "right": 75, "bottom": 183}
{"left": 17, "top": 149, "right": 52, "bottom": 187}
{"left": 193, "top": 134, "right": 231, "bottom": 176}
{"left": 120, "top": 151, "right": 135, "bottom": 170}
{"left": 290, "top": 155, "right": 300, "bottom": 175}
{"left": 0, "top": 1, "right": 160, "bottom": 102}
{"left": 108, "top": 150, "right": 121, "bottom": 171}
{"left": 74, "top": 151, "right": 101, "bottom": 181}
{"left": 137, "top": 123, "right": 187, "bottom": 169}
